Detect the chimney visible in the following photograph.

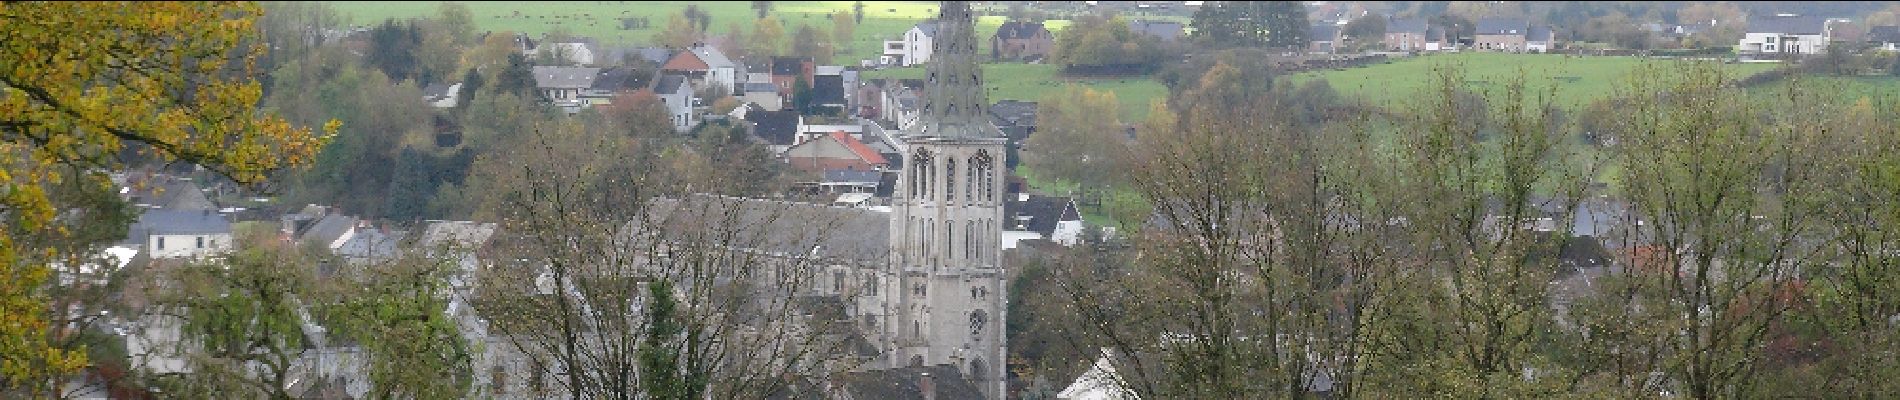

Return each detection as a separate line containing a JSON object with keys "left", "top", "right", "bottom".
{"left": 1018, "top": 192, "right": 1029, "bottom": 202}
{"left": 919, "top": 372, "right": 935, "bottom": 400}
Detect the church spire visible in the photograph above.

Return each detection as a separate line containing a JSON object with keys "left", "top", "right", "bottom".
{"left": 917, "top": 1, "right": 999, "bottom": 138}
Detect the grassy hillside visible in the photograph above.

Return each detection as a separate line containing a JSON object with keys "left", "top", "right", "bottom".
{"left": 324, "top": 1, "right": 1072, "bottom": 64}
{"left": 1286, "top": 52, "right": 1782, "bottom": 109}
{"left": 861, "top": 64, "right": 1167, "bottom": 122}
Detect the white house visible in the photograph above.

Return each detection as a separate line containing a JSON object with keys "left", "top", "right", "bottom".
{"left": 1003, "top": 193, "right": 1085, "bottom": 249}
{"left": 882, "top": 21, "right": 938, "bottom": 66}
{"left": 652, "top": 74, "right": 696, "bottom": 133}
{"left": 1057, "top": 349, "right": 1140, "bottom": 400}
{"left": 1739, "top": 15, "right": 1831, "bottom": 55}
{"left": 660, "top": 44, "right": 740, "bottom": 93}
{"left": 126, "top": 209, "right": 233, "bottom": 260}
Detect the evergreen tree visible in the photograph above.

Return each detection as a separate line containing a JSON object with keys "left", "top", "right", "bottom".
{"left": 1190, "top": 1, "right": 1308, "bottom": 49}
{"left": 638, "top": 280, "right": 706, "bottom": 399}
{"left": 495, "top": 53, "right": 537, "bottom": 99}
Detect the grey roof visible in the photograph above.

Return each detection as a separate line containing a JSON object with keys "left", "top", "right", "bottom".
{"left": 743, "top": 82, "right": 781, "bottom": 94}
{"left": 1005, "top": 194, "right": 1078, "bottom": 237}
{"left": 839, "top": 364, "right": 984, "bottom": 400}
{"left": 642, "top": 195, "right": 890, "bottom": 264}
{"left": 1128, "top": 20, "right": 1184, "bottom": 41}
{"left": 824, "top": 169, "right": 882, "bottom": 184}
{"left": 748, "top": 110, "right": 800, "bottom": 146}
{"left": 988, "top": 100, "right": 1037, "bottom": 127}
{"left": 913, "top": 21, "right": 939, "bottom": 37}
{"left": 124, "top": 176, "right": 215, "bottom": 211}
{"left": 592, "top": 67, "right": 641, "bottom": 91}
{"left": 1872, "top": 26, "right": 1900, "bottom": 43}
{"left": 1475, "top": 18, "right": 1529, "bottom": 36}
{"left": 1748, "top": 15, "right": 1827, "bottom": 35}
{"left": 532, "top": 66, "right": 600, "bottom": 89}
{"left": 422, "top": 82, "right": 455, "bottom": 99}
{"left": 128, "top": 209, "right": 231, "bottom": 237}
{"left": 772, "top": 56, "right": 810, "bottom": 76}
{"left": 1388, "top": 18, "right": 1429, "bottom": 34}
{"left": 300, "top": 213, "right": 357, "bottom": 247}
{"left": 335, "top": 228, "right": 403, "bottom": 264}
{"left": 689, "top": 44, "right": 736, "bottom": 69}
{"left": 1528, "top": 26, "right": 1554, "bottom": 42}
{"left": 813, "top": 74, "right": 846, "bottom": 106}
{"left": 994, "top": 21, "right": 1048, "bottom": 40}
{"left": 1310, "top": 25, "right": 1340, "bottom": 42}
{"left": 653, "top": 74, "right": 688, "bottom": 95}
{"left": 417, "top": 220, "right": 498, "bottom": 251}
{"left": 636, "top": 47, "right": 673, "bottom": 64}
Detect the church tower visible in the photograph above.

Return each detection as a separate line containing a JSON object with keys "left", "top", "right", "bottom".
{"left": 884, "top": 1, "right": 1008, "bottom": 398}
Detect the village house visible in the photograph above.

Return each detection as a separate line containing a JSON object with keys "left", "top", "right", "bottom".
{"left": 741, "top": 81, "right": 786, "bottom": 111}
{"left": 1385, "top": 18, "right": 1430, "bottom": 51}
{"left": 883, "top": 21, "right": 938, "bottom": 66}
{"left": 770, "top": 56, "right": 817, "bottom": 97}
{"left": 124, "top": 209, "right": 233, "bottom": 260}
{"left": 784, "top": 131, "right": 891, "bottom": 174}
{"left": 1474, "top": 18, "right": 1529, "bottom": 51}
{"left": 423, "top": 82, "right": 462, "bottom": 108}
{"left": 1740, "top": 15, "right": 1832, "bottom": 56}
{"left": 991, "top": 21, "right": 1054, "bottom": 61}
{"left": 1870, "top": 26, "right": 1900, "bottom": 51}
{"left": 531, "top": 66, "right": 598, "bottom": 113}
{"left": 1309, "top": 24, "right": 1342, "bottom": 54}
{"left": 1002, "top": 193, "right": 1084, "bottom": 248}
{"left": 1127, "top": 19, "right": 1184, "bottom": 42}
{"left": 660, "top": 43, "right": 740, "bottom": 93}
{"left": 650, "top": 74, "right": 697, "bottom": 133}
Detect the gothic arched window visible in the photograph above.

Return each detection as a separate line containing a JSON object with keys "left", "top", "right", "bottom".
{"left": 911, "top": 148, "right": 933, "bottom": 200}
{"left": 970, "top": 309, "right": 988, "bottom": 335}
{"left": 965, "top": 220, "right": 977, "bottom": 260}
{"left": 945, "top": 223, "right": 955, "bottom": 264}
{"left": 945, "top": 158, "right": 957, "bottom": 202}
{"left": 973, "top": 150, "right": 995, "bottom": 202}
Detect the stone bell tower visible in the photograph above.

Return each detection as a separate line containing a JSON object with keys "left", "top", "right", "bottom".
{"left": 883, "top": 1, "right": 1008, "bottom": 398}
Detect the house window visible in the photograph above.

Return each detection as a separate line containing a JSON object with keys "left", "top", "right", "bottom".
{"left": 156, "top": 237, "right": 164, "bottom": 251}
{"left": 834, "top": 271, "right": 845, "bottom": 293}
{"left": 196, "top": 236, "right": 204, "bottom": 248}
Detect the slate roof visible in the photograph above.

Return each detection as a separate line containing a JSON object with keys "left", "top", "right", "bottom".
{"left": 300, "top": 213, "right": 357, "bottom": 247}
{"left": 335, "top": 228, "right": 403, "bottom": 264}
{"left": 748, "top": 110, "right": 801, "bottom": 146}
{"left": 640, "top": 194, "right": 890, "bottom": 264}
{"left": 988, "top": 100, "right": 1037, "bottom": 128}
{"left": 636, "top": 47, "right": 673, "bottom": 64}
{"left": 1873, "top": 26, "right": 1900, "bottom": 43}
{"left": 771, "top": 56, "right": 810, "bottom": 76}
{"left": 653, "top": 74, "right": 688, "bottom": 95}
{"left": 1476, "top": 18, "right": 1529, "bottom": 36}
{"left": 1388, "top": 18, "right": 1429, "bottom": 34}
{"left": 422, "top": 82, "right": 455, "bottom": 99}
{"left": 838, "top": 364, "right": 985, "bottom": 400}
{"left": 1005, "top": 194, "right": 1078, "bottom": 237}
{"left": 1528, "top": 26, "right": 1554, "bottom": 42}
{"left": 994, "top": 21, "right": 1049, "bottom": 40}
{"left": 812, "top": 74, "right": 846, "bottom": 106}
{"left": 689, "top": 44, "right": 736, "bottom": 69}
{"left": 912, "top": 21, "right": 940, "bottom": 37}
{"left": 1128, "top": 20, "right": 1184, "bottom": 41}
{"left": 591, "top": 67, "right": 642, "bottom": 91}
{"left": 1310, "top": 25, "right": 1340, "bottom": 42}
{"left": 417, "top": 220, "right": 498, "bottom": 251}
{"left": 124, "top": 175, "right": 215, "bottom": 211}
{"left": 532, "top": 66, "right": 600, "bottom": 89}
{"left": 825, "top": 169, "right": 883, "bottom": 184}
{"left": 128, "top": 209, "right": 231, "bottom": 237}
{"left": 1748, "top": 15, "right": 1827, "bottom": 35}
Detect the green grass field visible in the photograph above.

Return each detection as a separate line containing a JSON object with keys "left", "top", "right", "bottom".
{"left": 860, "top": 64, "right": 1167, "bottom": 121}
{"left": 1286, "top": 52, "right": 1782, "bottom": 110}
{"left": 324, "top": 1, "right": 1076, "bottom": 64}
{"left": 1743, "top": 74, "right": 1900, "bottom": 106}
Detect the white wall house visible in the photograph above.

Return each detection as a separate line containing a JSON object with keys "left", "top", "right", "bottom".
{"left": 128, "top": 209, "right": 233, "bottom": 260}
{"left": 652, "top": 74, "right": 696, "bottom": 133}
{"left": 532, "top": 66, "right": 600, "bottom": 113}
{"left": 1739, "top": 15, "right": 1831, "bottom": 55}
{"left": 882, "top": 22, "right": 937, "bottom": 66}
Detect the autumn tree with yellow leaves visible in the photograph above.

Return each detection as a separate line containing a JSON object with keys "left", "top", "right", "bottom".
{"left": 0, "top": 2, "right": 332, "bottom": 395}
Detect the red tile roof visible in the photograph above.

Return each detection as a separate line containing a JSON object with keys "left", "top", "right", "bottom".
{"left": 660, "top": 51, "right": 709, "bottom": 71}
{"left": 832, "top": 131, "right": 887, "bottom": 166}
